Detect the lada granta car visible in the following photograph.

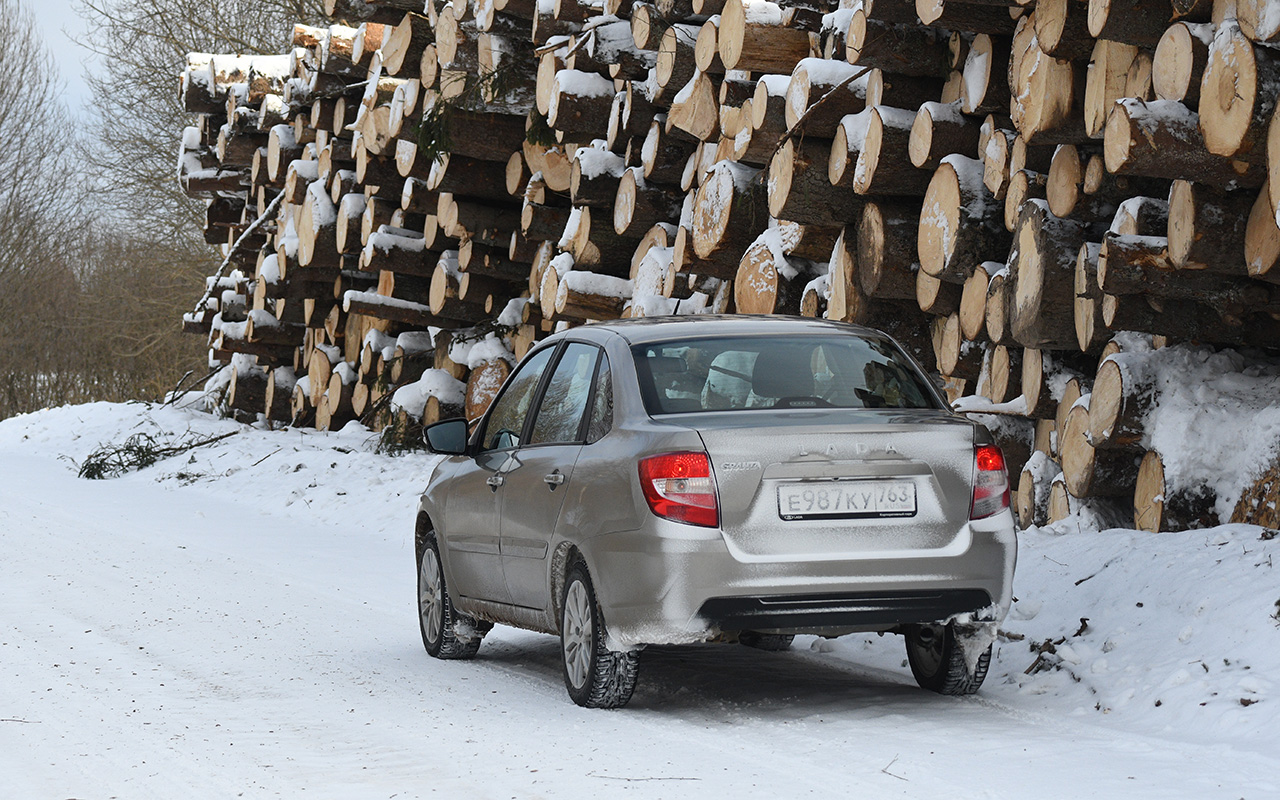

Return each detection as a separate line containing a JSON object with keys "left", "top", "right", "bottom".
{"left": 415, "top": 315, "right": 1016, "bottom": 708}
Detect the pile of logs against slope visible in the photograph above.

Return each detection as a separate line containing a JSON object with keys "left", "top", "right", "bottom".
{"left": 177, "top": 0, "right": 1280, "bottom": 532}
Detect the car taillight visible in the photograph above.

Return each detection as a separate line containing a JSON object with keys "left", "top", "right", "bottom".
{"left": 638, "top": 452, "right": 719, "bottom": 528}
{"left": 971, "top": 444, "right": 1010, "bottom": 520}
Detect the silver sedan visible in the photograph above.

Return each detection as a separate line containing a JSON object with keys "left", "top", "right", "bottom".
{"left": 415, "top": 316, "right": 1016, "bottom": 708}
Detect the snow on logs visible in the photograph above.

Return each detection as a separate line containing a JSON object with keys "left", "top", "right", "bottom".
{"left": 176, "top": 0, "right": 1280, "bottom": 530}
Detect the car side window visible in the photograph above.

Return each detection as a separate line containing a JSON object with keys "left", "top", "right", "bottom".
{"left": 585, "top": 351, "right": 612, "bottom": 444}
{"left": 530, "top": 343, "right": 599, "bottom": 445}
{"left": 479, "top": 346, "right": 556, "bottom": 452}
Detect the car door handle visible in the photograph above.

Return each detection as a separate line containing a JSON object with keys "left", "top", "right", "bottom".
{"left": 486, "top": 475, "right": 505, "bottom": 491}
{"left": 543, "top": 471, "right": 565, "bottom": 488}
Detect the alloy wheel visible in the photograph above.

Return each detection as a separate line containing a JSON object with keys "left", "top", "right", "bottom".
{"left": 562, "top": 579, "right": 594, "bottom": 689}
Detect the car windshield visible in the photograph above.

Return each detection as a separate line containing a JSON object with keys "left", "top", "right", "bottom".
{"left": 631, "top": 333, "right": 939, "bottom": 415}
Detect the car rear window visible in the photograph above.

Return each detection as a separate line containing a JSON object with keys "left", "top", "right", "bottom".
{"left": 631, "top": 334, "right": 940, "bottom": 415}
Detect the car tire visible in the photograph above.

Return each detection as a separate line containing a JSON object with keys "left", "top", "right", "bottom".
{"left": 560, "top": 562, "right": 639, "bottom": 708}
{"left": 904, "top": 622, "right": 990, "bottom": 695}
{"left": 418, "top": 536, "right": 483, "bottom": 660}
{"left": 738, "top": 631, "right": 794, "bottom": 651}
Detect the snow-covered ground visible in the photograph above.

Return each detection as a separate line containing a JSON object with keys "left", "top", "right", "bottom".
{"left": 2, "top": 402, "right": 1277, "bottom": 798}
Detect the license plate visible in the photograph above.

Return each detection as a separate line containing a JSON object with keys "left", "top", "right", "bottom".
{"left": 777, "top": 480, "right": 916, "bottom": 520}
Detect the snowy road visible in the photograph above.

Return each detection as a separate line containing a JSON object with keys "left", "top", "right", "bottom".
{"left": 2, "top": 404, "right": 1277, "bottom": 798}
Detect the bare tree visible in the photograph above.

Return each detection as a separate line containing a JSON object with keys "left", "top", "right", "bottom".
{"left": 0, "top": 0, "right": 86, "bottom": 416}
{"left": 0, "top": 0, "right": 333, "bottom": 419}
{"left": 76, "top": 0, "right": 326, "bottom": 240}
{"left": 0, "top": 0, "right": 77, "bottom": 310}
{"left": 0, "top": 0, "right": 258, "bottom": 418}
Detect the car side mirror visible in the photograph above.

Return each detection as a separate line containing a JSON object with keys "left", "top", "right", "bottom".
{"left": 423, "top": 417, "right": 469, "bottom": 455}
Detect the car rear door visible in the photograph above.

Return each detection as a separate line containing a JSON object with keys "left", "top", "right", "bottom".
{"left": 500, "top": 342, "right": 605, "bottom": 611}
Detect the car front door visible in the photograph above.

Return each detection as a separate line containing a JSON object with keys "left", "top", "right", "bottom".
{"left": 442, "top": 345, "right": 557, "bottom": 605}
{"left": 500, "top": 343, "right": 605, "bottom": 611}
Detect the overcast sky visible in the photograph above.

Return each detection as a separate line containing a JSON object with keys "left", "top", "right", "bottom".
{"left": 27, "top": 0, "right": 96, "bottom": 110}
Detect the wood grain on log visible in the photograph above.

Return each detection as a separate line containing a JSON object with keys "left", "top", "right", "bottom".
{"left": 1153, "top": 21, "right": 1212, "bottom": 103}
{"left": 1239, "top": 0, "right": 1280, "bottom": 43}
{"left": 693, "top": 160, "right": 767, "bottom": 264}
{"left": 769, "top": 137, "right": 863, "bottom": 225}
{"left": 1134, "top": 449, "right": 1218, "bottom": 531}
{"left": 916, "top": 268, "right": 963, "bottom": 316}
{"left": 1013, "top": 36, "right": 1086, "bottom": 144}
{"left": 857, "top": 200, "right": 920, "bottom": 301}
{"left": 734, "top": 233, "right": 812, "bottom": 315}
{"left": 1057, "top": 400, "right": 1138, "bottom": 500}
{"left": 959, "top": 260, "right": 1002, "bottom": 341}
{"left": 962, "top": 33, "right": 1013, "bottom": 114}
{"left": 1035, "top": 0, "right": 1095, "bottom": 60}
{"left": 1246, "top": 182, "right": 1280, "bottom": 283}
{"left": 919, "top": 155, "right": 1010, "bottom": 282}
{"left": 1073, "top": 241, "right": 1108, "bottom": 352}
{"left": 910, "top": 101, "right": 982, "bottom": 171}
{"left": 1167, "top": 180, "right": 1253, "bottom": 271}
{"left": 1199, "top": 19, "right": 1280, "bottom": 162}
{"left": 720, "top": 0, "right": 815, "bottom": 73}
{"left": 986, "top": 343, "right": 1023, "bottom": 404}
{"left": 784, "top": 58, "right": 868, "bottom": 135}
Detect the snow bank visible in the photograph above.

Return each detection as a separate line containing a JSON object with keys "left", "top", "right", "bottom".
{"left": 0, "top": 400, "right": 1277, "bottom": 793}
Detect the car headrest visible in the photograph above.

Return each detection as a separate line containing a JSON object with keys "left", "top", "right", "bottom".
{"left": 751, "top": 348, "right": 813, "bottom": 398}
{"left": 642, "top": 355, "right": 686, "bottom": 379}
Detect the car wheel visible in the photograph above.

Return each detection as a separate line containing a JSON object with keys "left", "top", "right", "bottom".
{"left": 738, "top": 631, "right": 794, "bottom": 651}
{"left": 418, "top": 536, "right": 483, "bottom": 660}
{"left": 560, "top": 562, "right": 639, "bottom": 708}
{"left": 904, "top": 622, "right": 990, "bottom": 695}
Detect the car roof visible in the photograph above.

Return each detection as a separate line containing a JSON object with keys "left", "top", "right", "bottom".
{"left": 576, "top": 314, "right": 891, "bottom": 346}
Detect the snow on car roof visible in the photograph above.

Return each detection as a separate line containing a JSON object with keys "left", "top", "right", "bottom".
{"left": 573, "top": 314, "right": 893, "bottom": 346}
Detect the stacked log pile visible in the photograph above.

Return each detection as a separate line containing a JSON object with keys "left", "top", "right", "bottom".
{"left": 177, "top": 0, "right": 1280, "bottom": 532}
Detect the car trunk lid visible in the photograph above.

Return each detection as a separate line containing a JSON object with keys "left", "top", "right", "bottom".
{"left": 678, "top": 409, "right": 976, "bottom": 558}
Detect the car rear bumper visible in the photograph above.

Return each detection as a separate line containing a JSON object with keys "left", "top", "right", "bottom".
{"left": 696, "top": 588, "right": 994, "bottom": 632}
{"left": 580, "top": 512, "right": 1016, "bottom": 647}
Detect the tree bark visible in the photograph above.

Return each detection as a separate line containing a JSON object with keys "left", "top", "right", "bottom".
{"left": 846, "top": 13, "right": 952, "bottom": 78}
{"left": 1087, "top": 0, "right": 1174, "bottom": 47}
{"left": 1104, "top": 98, "right": 1265, "bottom": 187}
